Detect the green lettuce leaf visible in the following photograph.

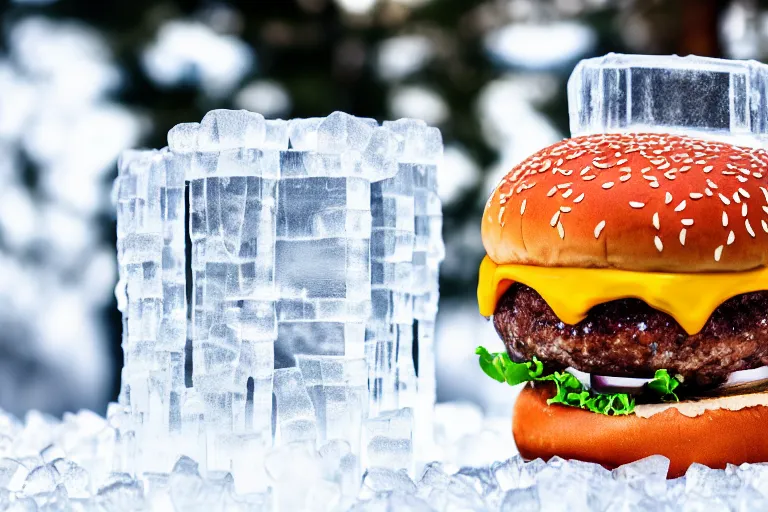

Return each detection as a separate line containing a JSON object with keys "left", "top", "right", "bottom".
{"left": 647, "top": 369, "right": 680, "bottom": 401}
{"left": 476, "top": 345, "right": 635, "bottom": 416}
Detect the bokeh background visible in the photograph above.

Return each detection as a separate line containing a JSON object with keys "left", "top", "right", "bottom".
{"left": 0, "top": 0, "right": 757, "bottom": 418}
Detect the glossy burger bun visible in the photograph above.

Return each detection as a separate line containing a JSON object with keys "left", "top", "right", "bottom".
{"left": 482, "top": 133, "right": 768, "bottom": 272}
{"left": 513, "top": 383, "right": 768, "bottom": 478}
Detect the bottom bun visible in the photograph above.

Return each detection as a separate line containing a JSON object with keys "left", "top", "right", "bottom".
{"left": 513, "top": 382, "right": 768, "bottom": 478}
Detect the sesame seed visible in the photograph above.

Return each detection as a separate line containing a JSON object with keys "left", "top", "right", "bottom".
{"left": 558, "top": 183, "right": 572, "bottom": 189}
{"left": 664, "top": 171, "right": 677, "bottom": 180}
{"left": 679, "top": 229, "right": 687, "bottom": 246}
{"left": 550, "top": 211, "right": 561, "bottom": 226}
{"left": 593, "top": 161, "right": 614, "bottom": 169}
{"left": 556, "top": 158, "right": 564, "bottom": 167}
{"left": 560, "top": 206, "right": 572, "bottom": 213}
{"left": 594, "top": 220, "right": 606, "bottom": 239}
{"left": 674, "top": 200, "right": 687, "bottom": 212}
{"left": 620, "top": 167, "right": 632, "bottom": 173}
{"left": 680, "top": 166, "right": 691, "bottom": 172}
{"left": 689, "top": 192, "right": 704, "bottom": 200}
{"left": 763, "top": 206, "right": 768, "bottom": 215}
{"left": 747, "top": 219, "right": 756, "bottom": 237}
{"left": 658, "top": 162, "right": 671, "bottom": 170}
{"left": 602, "top": 182, "right": 615, "bottom": 189}
{"left": 620, "top": 174, "right": 632, "bottom": 182}
{"left": 681, "top": 218, "right": 694, "bottom": 226}
{"left": 703, "top": 165, "right": 714, "bottom": 173}
{"left": 580, "top": 166, "right": 590, "bottom": 176}
{"left": 760, "top": 187, "right": 768, "bottom": 203}
{"left": 649, "top": 181, "right": 660, "bottom": 188}
{"left": 723, "top": 212, "right": 729, "bottom": 227}
{"left": 696, "top": 160, "right": 707, "bottom": 165}
{"left": 520, "top": 199, "right": 526, "bottom": 215}
{"left": 557, "top": 221, "right": 565, "bottom": 239}
{"left": 736, "top": 175, "right": 749, "bottom": 183}
{"left": 733, "top": 192, "right": 742, "bottom": 204}
{"left": 739, "top": 188, "right": 751, "bottom": 198}
{"left": 652, "top": 212, "right": 660, "bottom": 230}
{"left": 705, "top": 188, "right": 713, "bottom": 197}
{"left": 665, "top": 192, "right": 673, "bottom": 205}
{"left": 654, "top": 236, "right": 663, "bottom": 252}
{"left": 498, "top": 206, "right": 505, "bottom": 224}
{"left": 715, "top": 245, "right": 724, "bottom": 262}
{"left": 641, "top": 167, "right": 651, "bottom": 173}
{"left": 573, "top": 193, "right": 585, "bottom": 203}
{"left": 743, "top": 203, "right": 748, "bottom": 217}
{"left": 630, "top": 201, "right": 645, "bottom": 208}
{"left": 762, "top": 220, "right": 768, "bottom": 233}
{"left": 547, "top": 186, "right": 557, "bottom": 197}
{"left": 562, "top": 189, "right": 573, "bottom": 199}
{"left": 706, "top": 179, "right": 718, "bottom": 189}
{"left": 583, "top": 175, "right": 596, "bottom": 181}
{"left": 719, "top": 193, "right": 731, "bottom": 205}
{"left": 616, "top": 159, "right": 628, "bottom": 166}
{"left": 727, "top": 231, "right": 735, "bottom": 245}
{"left": 643, "top": 175, "right": 656, "bottom": 181}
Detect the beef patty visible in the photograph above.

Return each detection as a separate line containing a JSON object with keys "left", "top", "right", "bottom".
{"left": 494, "top": 284, "right": 768, "bottom": 388}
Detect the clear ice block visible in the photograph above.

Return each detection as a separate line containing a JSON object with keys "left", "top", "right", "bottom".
{"left": 568, "top": 53, "right": 768, "bottom": 145}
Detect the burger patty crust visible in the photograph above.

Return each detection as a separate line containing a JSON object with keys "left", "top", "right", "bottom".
{"left": 494, "top": 284, "right": 768, "bottom": 387}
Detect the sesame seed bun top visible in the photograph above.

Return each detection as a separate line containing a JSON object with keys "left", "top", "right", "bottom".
{"left": 482, "top": 133, "right": 768, "bottom": 272}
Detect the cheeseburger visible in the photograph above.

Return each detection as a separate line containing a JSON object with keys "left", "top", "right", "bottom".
{"left": 477, "top": 132, "right": 768, "bottom": 478}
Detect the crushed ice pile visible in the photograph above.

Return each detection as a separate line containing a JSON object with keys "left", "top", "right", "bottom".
{"left": 3, "top": 405, "right": 768, "bottom": 511}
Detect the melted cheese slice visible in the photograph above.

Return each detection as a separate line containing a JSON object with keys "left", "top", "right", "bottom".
{"left": 477, "top": 255, "right": 768, "bottom": 335}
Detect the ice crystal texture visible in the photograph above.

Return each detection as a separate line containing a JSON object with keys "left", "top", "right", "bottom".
{"left": 113, "top": 110, "right": 444, "bottom": 492}
{"left": 1, "top": 405, "right": 768, "bottom": 511}
{"left": 568, "top": 53, "right": 768, "bottom": 146}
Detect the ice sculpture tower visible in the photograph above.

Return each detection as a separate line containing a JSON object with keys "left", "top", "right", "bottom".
{"left": 114, "top": 111, "right": 443, "bottom": 489}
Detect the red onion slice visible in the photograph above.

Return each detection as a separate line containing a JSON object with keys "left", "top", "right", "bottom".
{"left": 565, "top": 367, "right": 591, "bottom": 389}
{"left": 568, "top": 365, "right": 768, "bottom": 396}
{"left": 590, "top": 375, "right": 653, "bottom": 394}
{"left": 721, "top": 365, "right": 768, "bottom": 389}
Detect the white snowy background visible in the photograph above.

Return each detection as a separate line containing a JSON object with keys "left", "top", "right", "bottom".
{"left": 0, "top": 0, "right": 755, "bottom": 418}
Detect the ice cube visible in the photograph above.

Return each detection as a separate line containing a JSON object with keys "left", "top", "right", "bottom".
{"left": 0, "top": 458, "right": 30, "bottom": 492}
{"left": 361, "top": 468, "right": 417, "bottom": 498}
{"left": 491, "top": 457, "right": 528, "bottom": 492}
{"left": 40, "top": 445, "right": 66, "bottom": 464}
{"left": 415, "top": 462, "right": 486, "bottom": 511}
{"left": 613, "top": 455, "right": 670, "bottom": 482}
{"left": 319, "top": 440, "right": 360, "bottom": 500}
{"left": 454, "top": 466, "right": 498, "bottom": 498}
{"left": 52, "top": 459, "right": 90, "bottom": 499}
{"left": 288, "top": 118, "right": 323, "bottom": 150}
{"left": 97, "top": 479, "right": 145, "bottom": 511}
{"left": 364, "top": 408, "right": 413, "bottom": 474}
{"left": 30, "top": 484, "right": 70, "bottom": 510}
{"left": 685, "top": 463, "right": 743, "bottom": 498}
{"left": 197, "top": 109, "right": 266, "bottom": 151}
{"left": 499, "top": 486, "right": 539, "bottom": 512}
{"left": 169, "top": 457, "right": 207, "bottom": 511}
{"left": 349, "top": 492, "right": 434, "bottom": 512}
{"left": 167, "top": 122, "right": 200, "bottom": 153}
{"left": 317, "top": 111, "right": 376, "bottom": 154}
{"left": 273, "top": 368, "right": 318, "bottom": 444}
{"left": 21, "top": 464, "right": 59, "bottom": 496}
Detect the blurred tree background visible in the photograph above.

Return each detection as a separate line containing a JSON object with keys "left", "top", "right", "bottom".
{"left": 0, "top": 0, "right": 758, "bottom": 416}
